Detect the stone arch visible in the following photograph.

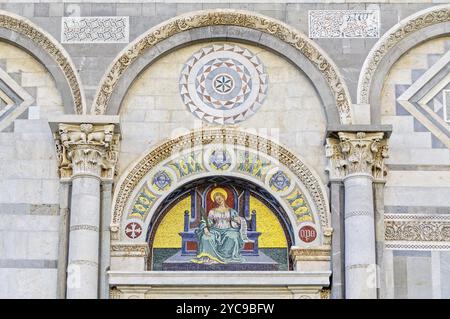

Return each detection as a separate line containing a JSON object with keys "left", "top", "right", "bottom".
{"left": 92, "top": 9, "right": 353, "bottom": 124}
{"left": 111, "top": 128, "right": 331, "bottom": 247}
{"left": 357, "top": 5, "right": 450, "bottom": 123}
{"left": 0, "top": 10, "right": 86, "bottom": 114}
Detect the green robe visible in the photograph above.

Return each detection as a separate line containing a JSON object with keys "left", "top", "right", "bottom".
{"left": 191, "top": 208, "right": 245, "bottom": 264}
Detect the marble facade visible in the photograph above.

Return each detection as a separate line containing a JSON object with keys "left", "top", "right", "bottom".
{"left": 0, "top": 1, "right": 449, "bottom": 299}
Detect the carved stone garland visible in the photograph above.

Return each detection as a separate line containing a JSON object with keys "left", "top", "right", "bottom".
{"left": 0, "top": 11, "right": 85, "bottom": 114}
{"left": 92, "top": 9, "right": 352, "bottom": 123}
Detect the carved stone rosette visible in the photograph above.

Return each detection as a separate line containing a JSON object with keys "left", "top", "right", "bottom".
{"left": 326, "top": 132, "right": 389, "bottom": 180}
{"left": 54, "top": 123, "right": 120, "bottom": 181}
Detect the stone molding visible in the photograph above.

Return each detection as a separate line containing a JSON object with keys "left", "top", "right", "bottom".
{"left": 0, "top": 10, "right": 85, "bottom": 114}
{"left": 108, "top": 271, "right": 331, "bottom": 286}
{"left": 92, "top": 9, "right": 352, "bottom": 123}
{"left": 326, "top": 131, "right": 389, "bottom": 179}
{"left": 53, "top": 123, "right": 119, "bottom": 181}
{"left": 357, "top": 5, "right": 450, "bottom": 104}
{"left": 110, "top": 243, "right": 149, "bottom": 258}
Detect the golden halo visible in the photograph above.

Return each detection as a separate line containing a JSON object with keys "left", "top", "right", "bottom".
{"left": 210, "top": 187, "right": 228, "bottom": 201}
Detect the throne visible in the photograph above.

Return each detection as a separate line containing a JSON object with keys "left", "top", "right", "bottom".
{"left": 179, "top": 209, "right": 261, "bottom": 256}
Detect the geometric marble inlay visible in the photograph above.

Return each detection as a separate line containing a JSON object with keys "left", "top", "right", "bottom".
{"left": 179, "top": 44, "right": 268, "bottom": 124}
{"left": 308, "top": 10, "right": 380, "bottom": 39}
{"left": 396, "top": 49, "right": 450, "bottom": 148}
{"left": 61, "top": 17, "right": 129, "bottom": 43}
{"left": 0, "top": 67, "right": 34, "bottom": 131}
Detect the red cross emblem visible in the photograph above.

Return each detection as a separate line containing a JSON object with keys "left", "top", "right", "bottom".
{"left": 125, "top": 222, "right": 142, "bottom": 239}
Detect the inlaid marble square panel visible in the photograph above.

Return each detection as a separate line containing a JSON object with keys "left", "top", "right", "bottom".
{"left": 61, "top": 16, "right": 129, "bottom": 44}
{"left": 308, "top": 10, "right": 380, "bottom": 39}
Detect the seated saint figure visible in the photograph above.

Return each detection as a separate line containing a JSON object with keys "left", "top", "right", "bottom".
{"left": 191, "top": 188, "right": 246, "bottom": 265}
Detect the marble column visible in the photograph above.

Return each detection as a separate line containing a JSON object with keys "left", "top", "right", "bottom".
{"left": 53, "top": 123, "right": 119, "bottom": 299}
{"left": 326, "top": 132, "right": 388, "bottom": 299}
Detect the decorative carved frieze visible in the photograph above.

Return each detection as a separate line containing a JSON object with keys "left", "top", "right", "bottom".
{"left": 54, "top": 123, "right": 119, "bottom": 180}
{"left": 309, "top": 10, "right": 380, "bottom": 39}
{"left": 326, "top": 132, "right": 389, "bottom": 179}
{"left": 385, "top": 214, "right": 450, "bottom": 242}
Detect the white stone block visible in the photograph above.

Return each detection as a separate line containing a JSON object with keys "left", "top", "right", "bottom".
{"left": 26, "top": 231, "right": 59, "bottom": 260}
{"left": 0, "top": 269, "right": 57, "bottom": 299}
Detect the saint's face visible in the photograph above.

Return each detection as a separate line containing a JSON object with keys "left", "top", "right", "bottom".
{"left": 214, "top": 194, "right": 225, "bottom": 206}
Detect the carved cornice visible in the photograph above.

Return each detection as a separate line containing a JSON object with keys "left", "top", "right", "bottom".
{"left": 111, "top": 128, "right": 330, "bottom": 232}
{"left": 54, "top": 123, "right": 119, "bottom": 180}
{"left": 111, "top": 243, "right": 149, "bottom": 257}
{"left": 0, "top": 10, "right": 85, "bottom": 114}
{"left": 326, "top": 132, "right": 388, "bottom": 179}
{"left": 358, "top": 5, "right": 450, "bottom": 104}
{"left": 92, "top": 9, "right": 352, "bottom": 123}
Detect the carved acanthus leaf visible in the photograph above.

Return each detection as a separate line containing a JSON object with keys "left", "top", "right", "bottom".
{"left": 53, "top": 123, "right": 119, "bottom": 180}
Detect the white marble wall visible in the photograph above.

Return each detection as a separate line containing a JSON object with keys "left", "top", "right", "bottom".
{"left": 0, "top": 41, "right": 63, "bottom": 298}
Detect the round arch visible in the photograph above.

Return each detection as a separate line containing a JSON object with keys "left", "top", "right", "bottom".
{"left": 92, "top": 9, "right": 353, "bottom": 124}
{"left": 111, "top": 128, "right": 331, "bottom": 247}
{"left": 357, "top": 5, "right": 450, "bottom": 123}
{"left": 0, "top": 10, "right": 86, "bottom": 114}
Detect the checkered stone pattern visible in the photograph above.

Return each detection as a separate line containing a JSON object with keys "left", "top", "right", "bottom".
{"left": 179, "top": 44, "right": 268, "bottom": 125}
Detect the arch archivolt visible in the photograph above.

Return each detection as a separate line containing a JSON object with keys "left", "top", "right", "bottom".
{"left": 93, "top": 9, "right": 352, "bottom": 124}
{"left": 0, "top": 10, "right": 85, "bottom": 114}
{"left": 111, "top": 128, "right": 331, "bottom": 247}
{"left": 357, "top": 5, "right": 450, "bottom": 107}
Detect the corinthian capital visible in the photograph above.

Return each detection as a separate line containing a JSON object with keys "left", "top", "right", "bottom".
{"left": 326, "top": 132, "right": 389, "bottom": 179}
{"left": 54, "top": 123, "right": 120, "bottom": 180}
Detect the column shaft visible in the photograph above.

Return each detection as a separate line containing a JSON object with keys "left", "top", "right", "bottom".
{"left": 67, "top": 176, "right": 101, "bottom": 299}
{"left": 344, "top": 174, "right": 377, "bottom": 299}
